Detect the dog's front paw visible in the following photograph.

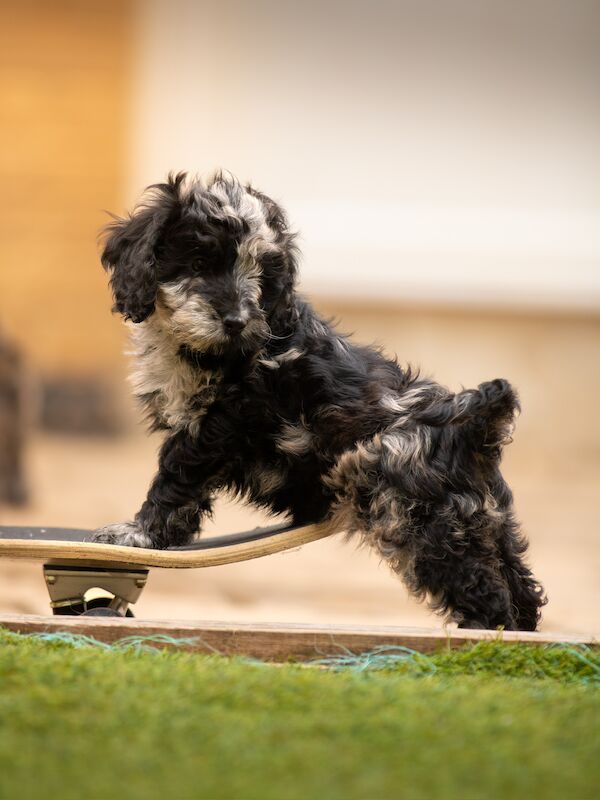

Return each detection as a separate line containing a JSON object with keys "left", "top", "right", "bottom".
{"left": 87, "top": 521, "right": 153, "bottom": 549}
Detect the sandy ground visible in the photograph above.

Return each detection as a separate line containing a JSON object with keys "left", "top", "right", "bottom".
{"left": 0, "top": 432, "right": 598, "bottom": 636}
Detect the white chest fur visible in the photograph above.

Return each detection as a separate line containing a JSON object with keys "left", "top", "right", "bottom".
{"left": 128, "top": 320, "right": 220, "bottom": 434}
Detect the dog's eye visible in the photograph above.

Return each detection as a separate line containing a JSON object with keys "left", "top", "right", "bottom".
{"left": 191, "top": 235, "right": 223, "bottom": 273}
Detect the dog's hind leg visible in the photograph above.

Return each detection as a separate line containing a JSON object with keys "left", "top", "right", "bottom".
{"left": 404, "top": 515, "right": 518, "bottom": 630}
{"left": 325, "top": 435, "right": 520, "bottom": 630}
{"left": 496, "top": 515, "right": 546, "bottom": 631}
{"left": 330, "top": 485, "right": 519, "bottom": 629}
{"left": 371, "top": 497, "right": 519, "bottom": 630}
{"left": 485, "top": 479, "right": 546, "bottom": 631}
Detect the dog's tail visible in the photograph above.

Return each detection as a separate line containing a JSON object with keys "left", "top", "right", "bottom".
{"left": 417, "top": 378, "right": 519, "bottom": 451}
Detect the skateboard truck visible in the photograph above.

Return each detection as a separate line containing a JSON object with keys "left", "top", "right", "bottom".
{"left": 43, "top": 565, "right": 148, "bottom": 617}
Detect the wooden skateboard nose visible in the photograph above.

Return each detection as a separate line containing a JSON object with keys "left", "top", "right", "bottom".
{"left": 0, "top": 522, "right": 339, "bottom": 616}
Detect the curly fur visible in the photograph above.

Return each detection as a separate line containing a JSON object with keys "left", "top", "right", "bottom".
{"left": 91, "top": 171, "right": 547, "bottom": 631}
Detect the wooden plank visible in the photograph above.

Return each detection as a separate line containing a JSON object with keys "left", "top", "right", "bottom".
{"left": 0, "top": 615, "right": 596, "bottom": 660}
{"left": 0, "top": 522, "right": 337, "bottom": 569}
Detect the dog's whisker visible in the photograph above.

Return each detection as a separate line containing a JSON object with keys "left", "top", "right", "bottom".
{"left": 264, "top": 321, "right": 293, "bottom": 341}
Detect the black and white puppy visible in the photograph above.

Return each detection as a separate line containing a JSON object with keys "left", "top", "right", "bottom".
{"left": 91, "top": 171, "right": 546, "bottom": 630}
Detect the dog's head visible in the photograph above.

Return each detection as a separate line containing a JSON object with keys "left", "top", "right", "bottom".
{"left": 101, "top": 172, "right": 297, "bottom": 355}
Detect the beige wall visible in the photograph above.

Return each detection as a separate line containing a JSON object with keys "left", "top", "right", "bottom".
{"left": 129, "top": 0, "right": 600, "bottom": 309}
{"left": 0, "top": 0, "right": 133, "bottom": 374}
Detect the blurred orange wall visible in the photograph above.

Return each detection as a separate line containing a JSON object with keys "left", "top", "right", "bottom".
{"left": 0, "top": 0, "right": 133, "bottom": 375}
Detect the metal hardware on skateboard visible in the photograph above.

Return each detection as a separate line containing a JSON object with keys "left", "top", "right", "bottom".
{"left": 44, "top": 565, "right": 149, "bottom": 617}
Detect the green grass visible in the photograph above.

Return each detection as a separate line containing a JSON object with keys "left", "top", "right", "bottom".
{"left": 0, "top": 632, "right": 598, "bottom": 800}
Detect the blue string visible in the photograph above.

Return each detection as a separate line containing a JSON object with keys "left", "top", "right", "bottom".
{"left": 2, "top": 630, "right": 598, "bottom": 683}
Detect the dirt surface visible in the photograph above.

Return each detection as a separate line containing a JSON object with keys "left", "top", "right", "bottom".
{"left": 0, "top": 432, "right": 598, "bottom": 635}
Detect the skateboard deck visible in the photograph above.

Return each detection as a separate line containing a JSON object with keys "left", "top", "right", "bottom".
{"left": 0, "top": 522, "right": 336, "bottom": 569}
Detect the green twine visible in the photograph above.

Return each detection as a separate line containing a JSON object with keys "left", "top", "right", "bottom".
{"left": 310, "top": 641, "right": 600, "bottom": 684}
{"left": 1, "top": 629, "right": 598, "bottom": 684}
{"left": 3, "top": 630, "right": 209, "bottom": 653}
{"left": 310, "top": 644, "right": 438, "bottom": 674}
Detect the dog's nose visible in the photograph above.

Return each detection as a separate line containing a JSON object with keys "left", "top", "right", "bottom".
{"left": 222, "top": 314, "right": 247, "bottom": 335}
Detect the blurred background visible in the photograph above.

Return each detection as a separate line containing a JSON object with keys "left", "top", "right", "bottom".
{"left": 0, "top": 0, "right": 598, "bottom": 632}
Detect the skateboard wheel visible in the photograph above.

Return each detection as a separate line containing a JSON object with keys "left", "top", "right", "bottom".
{"left": 82, "top": 597, "right": 135, "bottom": 617}
{"left": 53, "top": 597, "right": 134, "bottom": 617}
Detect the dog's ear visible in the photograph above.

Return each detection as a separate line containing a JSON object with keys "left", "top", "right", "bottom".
{"left": 262, "top": 237, "right": 297, "bottom": 321}
{"left": 101, "top": 173, "right": 185, "bottom": 323}
{"left": 246, "top": 185, "right": 298, "bottom": 329}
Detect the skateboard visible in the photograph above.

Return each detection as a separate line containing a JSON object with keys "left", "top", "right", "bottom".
{"left": 0, "top": 522, "right": 335, "bottom": 617}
